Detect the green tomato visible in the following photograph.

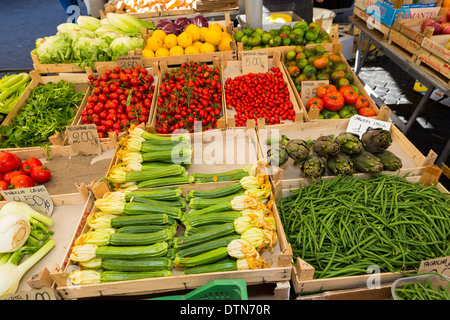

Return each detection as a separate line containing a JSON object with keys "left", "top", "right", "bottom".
{"left": 291, "top": 28, "right": 305, "bottom": 37}
{"left": 297, "top": 58, "right": 308, "bottom": 70}
{"left": 242, "top": 27, "right": 254, "bottom": 36}
{"left": 308, "top": 22, "right": 321, "bottom": 33}
{"left": 305, "top": 31, "right": 318, "bottom": 41}
{"left": 261, "top": 33, "right": 272, "bottom": 45}
{"left": 234, "top": 30, "right": 244, "bottom": 42}
{"left": 253, "top": 28, "right": 264, "bottom": 36}
{"left": 269, "top": 36, "right": 281, "bottom": 47}
{"left": 241, "top": 35, "right": 249, "bottom": 46}
{"left": 293, "top": 21, "right": 308, "bottom": 30}
{"left": 247, "top": 34, "right": 262, "bottom": 47}
{"left": 282, "top": 37, "right": 291, "bottom": 46}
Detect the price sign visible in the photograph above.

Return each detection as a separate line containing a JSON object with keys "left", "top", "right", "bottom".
{"left": 116, "top": 53, "right": 144, "bottom": 69}
{"left": 0, "top": 287, "right": 58, "bottom": 300}
{"left": 67, "top": 124, "right": 102, "bottom": 155}
{"left": 301, "top": 80, "right": 329, "bottom": 106}
{"left": 242, "top": 51, "right": 268, "bottom": 75}
{"left": 346, "top": 115, "right": 391, "bottom": 138}
{"left": 0, "top": 185, "right": 54, "bottom": 216}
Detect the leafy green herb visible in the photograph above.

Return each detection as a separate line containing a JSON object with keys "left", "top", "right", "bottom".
{"left": 0, "top": 80, "right": 84, "bottom": 148}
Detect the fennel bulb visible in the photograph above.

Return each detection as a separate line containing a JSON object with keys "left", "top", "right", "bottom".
{"left": 0, "top": 214, "right": 31, "bottom": 253}
{"left": 0, "top": 239, "right": 55, "bottom": 296}
{"left": 0, "top": 201, "right": 54, "bottom": 227}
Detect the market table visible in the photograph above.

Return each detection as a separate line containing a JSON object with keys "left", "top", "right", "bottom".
{"left": 349, "top": 17, "right": 450, "bottom": 167}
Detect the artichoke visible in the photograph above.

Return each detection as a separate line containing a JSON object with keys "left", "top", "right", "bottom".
{"left": 351, "top": 150, "right": 384, "bottom": 174}
{"left": 335, "top": 132, "right": 364, "bottom": 155}
{"left": 312, "top": 135, "right": 340, "bottom": 157}
{"left": 361, "top": 128, "right": 392, "bottom": 153}
{"left": 301, "top": 155, "right": 326, "bottom": 179}
{"left": 286, "top": 139, "right": 311, "bottom": 164}
{"left": 376, "top": 150, "right": 402, "bottom": 171}
{"left": 267, "top": 147, "right": 289, "bottom": 167}
{"left": 327, "top": 153, "right": 354, "bottom": 175}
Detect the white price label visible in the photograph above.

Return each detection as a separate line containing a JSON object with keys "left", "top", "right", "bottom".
{"left": 67, "top": 124, "right": 102, "bottom": 155}
{"left": 301, "top": 80, "right": 329, "bottom": 106}
{"left": 346, "top": 115, "right": 391, "bottom": 138}
{"left": 1, "top": 185, "right": 54, "bottom": 216}
{"left": 242, "top": 51, "right": 269, "bottom": 75}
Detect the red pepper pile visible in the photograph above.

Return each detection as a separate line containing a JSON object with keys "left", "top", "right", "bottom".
{"left": 224, "top": 67, "right": 295, "bottom": 127}
{"left": 83, "top": 65, "right": 155, "bottom": 138}
{"left": 155, "top": 61, "right": 223, "bottom": 134}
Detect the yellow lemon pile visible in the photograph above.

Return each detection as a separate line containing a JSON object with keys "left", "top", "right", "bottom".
{"left": 142, "top": 23, "right": 232, "bottom": 58}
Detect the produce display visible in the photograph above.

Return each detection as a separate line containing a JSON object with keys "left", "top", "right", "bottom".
{"left": 154, "top": 60, "right": 223, "bottom": 133}
{"left": 0, "top": 202, "right": 55, "bottom": 296}
{"left": 32, "top": 14, "right": 156, "bottom": 68}
{"left": 104, "top": 0, "right": 193, "bottom": 14}
{"left": 278, "top": 174, "right": 450, "bottom": 279}
{"left": 421, "top": 10, "right": 450, "bottom": 35}
{"left": 266, "top": 127, "right": 401, "bottom": 179}
{"left": 234, "top": 21, "right": 330, "bottom": 51}
{"left": 143, "top": 21, "right": 232, "bottom": 58}
{"left": 82, "top": 65, "right": 156, "bottom": 137}
{"left": 0, "top": 80, "right": 84, "bottom": 148}
{"left": 394, "top": 276, "right": 450, "bottom": 300}
{"left": 0, "top": 73, "right": 31, "bottom": 121}
{"left": 0, "top": 153, "right": 51, "bottom": 194}
{"left": 225, "top": 66, "right": 295, "bottom": 126}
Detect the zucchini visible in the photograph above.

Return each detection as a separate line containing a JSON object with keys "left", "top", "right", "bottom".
{"left": 125, "top": 188, "right": 182, "bottom": 202}
{"left": 165, "top": 248, "right": 177, "bottom": 260}
{"left": 137, "top": 176, "right": 194, "bottom": 189}
{"left": 141, "top": 131, "right": 191, "bottom": 146}
{"left": 101, "top": 257, "right": 173, "bottom": 272}
{"left": 125, "top": 164, "right": 185, "bottom": 182}
{"left": 100, "top": 270, "right": 173, "bottom": 282}
{"left": 184, "top": 224, "right": 225, "bottom": 237}
{"left": 124, "top": 202, "right": 182, "bottom": 219}
{"left": 188, "top": 193, "right": 243, "bottom": 210}
{"left": 116, "top": 223, "right": 177, "bottom": 235}
{"left": 177, "top": 234, "right": 240, "bottom": 257}
{"left": 129, "top": 197, "right": 186, "bottom": 211}
{"left": 109, "top": 229, "right": 173, "bottom": 246}
{"left": 141, "top": 141, "right": 191, "bottom": 153}
{"left": 96, "top": 242, "right": 169, "bottom": 259}
{"left": 110, "top": 214, "right": 169, "bottom": 228}
{"left": 186, "top": 202, "right": 233, "bottom": 217}
{"left": 184, "top": 211, "right": 241, "bottom": 228}
{"left": 186, "top": 182, "right": 243, "bottom": 200}
{"left": 192, "top": 169, "right": 249, "bottom": 183}
{"left": 141, "top": 147, "right": 192, "bottom": 163}
{"left": 174, "top": 247, "right": 229, "bottom": 267}
{"left": 141, "top": 162, "right": 176, "bottom": 170}
{"left": 174, "top": 223, "right": 236, "bottom": 250}
{"left": 182, "top": 259, "right": 237, "bottom": 275}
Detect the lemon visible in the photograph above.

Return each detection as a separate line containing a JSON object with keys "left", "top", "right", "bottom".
{"left": 146, "top": 36, "right": 163, "bottom": 52}
{"left": 142, "top": 48, "right": 155, "bottom": 58}
{"left": 200, "top": 42, "right": 215, "bottom": 53}
{"left": 164, "top": 33, "right": 178, "bottom": 49}
{"left": 185, "top": 45, "right": 200, "bottom": 55}
{"left": 205, "top": 29, "right": 222, "bottom": 46}
{"left": 184, "top": 24, "right": 201, "bottom": 42}
{"left": 210, "top": 23, "right": 224, "bottom": 33}
{"left": 155, "top": 47, "right": 169, "bottom": 57}
{"left": 200, "top": 27, "right": 209, "bottom": 42}
{"left": 169, "top": 46, "right": 184, "bottom": 56}
{"left": 218, "top": 37, "right": 231, "bottom": 51}
{"left": 193, "top": 41, "right": 203, "bottom": 50}
{"left": 152, "top": 29, "right": 166, "bottom": 41}
{"left": 177, "top": 32, "right": 193, "bottom": 48}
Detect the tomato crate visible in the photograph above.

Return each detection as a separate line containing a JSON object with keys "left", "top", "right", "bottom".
{"left": 71, "top": 62, "right": 160, "bottom": 147}
{"left": 282, "top": 43, "right": 379, "bottom": 122}
{"left": 222, "top": 50, "right": 305, "bottom": 129}
{"left": 147, "top": 56, "right": 228, "bottom": 133}
{"left": 273, "top": 166, "right": 448, "bottom": 294}
{"left": 256, "top": 118, "right": 437, "bottom": 182}
{"left": 0, "top": 71, "right": 92, "bottom": 151}
{"left": 48, "top": 176, "right": 293, "bottom": 299}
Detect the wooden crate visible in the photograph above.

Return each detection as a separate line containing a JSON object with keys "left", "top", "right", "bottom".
{"left": 296, "top": 283, "right": 393, "bottom": 300}
{"left": 388, "top": 29, "right": 422, "bottom": 62}
{"left": 0, "top": 71, "right": 91, "bottom": 150}
{"left": 49, "top": 177, "right": 293, "bottom": 299}
{"left": 31, "top": 53, "right": 88, "bottom": 74}
{"left": 148, "top": 56, "right": 228, "bottom": 132}
{"left": 72, "top": 62, "right": 160, "bottom": 148}
{"left": 352, "top": 6, "right": 392, "bottom": 42}
{"left": 275, "top": 167, "right": 448, "bottom": 294}
{"left": 222, "top": 50, "right": 305, "bottom": 129}
{"left": 416, "top": 46, "right": 450, "bottom": 86}
{"left": 257, "top": 119, "right": 437, "bottom": 182}
{"left": 281, "top": 43, "right": 379, "bottom": 122}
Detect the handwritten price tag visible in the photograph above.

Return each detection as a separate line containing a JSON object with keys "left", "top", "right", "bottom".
{"left": 242, "top": 51, "right": 268, "bottom": 75}
{"left": 1, "top": 185, "right": 54, "bottom": 216}
{"left": 116, "top": 51, "right": 144, "bottom": 69}
{"left": 346, "top": 115, "right": 391, "bottom": 138}
{"left": 301, "top": 80, "right": 329, "bottom": 106}
{"left": 67, "top": 124, "right": 102, "bottom": 155}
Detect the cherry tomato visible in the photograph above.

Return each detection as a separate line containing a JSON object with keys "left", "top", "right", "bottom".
{"left": 30, "top": 166, "right": 52, "bottom": 184}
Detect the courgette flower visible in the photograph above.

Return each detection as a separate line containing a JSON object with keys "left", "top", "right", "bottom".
{"left": 68, "top": 270, "right": 100, "bottom": 285}
{"left": 230, "top": 195, "right": 259, "bottom": 211}
{"left": 108, "top": 164, "right": 127, "bottom": 184}
{"left": 78, "top": 257, "right": 102, "bottom": 270}
{"left": 241, "top": 227, "right": 266, "bottom": 251}
{"left": 94, "top": 198, "right": 125, "bottom": 215}
{"left": 69, "top": 244, "right": 97, "bottom": 262}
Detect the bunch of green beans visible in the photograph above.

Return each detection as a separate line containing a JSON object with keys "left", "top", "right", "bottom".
{"left": 278, "top": 174, "right": 450, "bottom": 279}
{"left": 395, "top": 279, "right": 450, "bottom": 300}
